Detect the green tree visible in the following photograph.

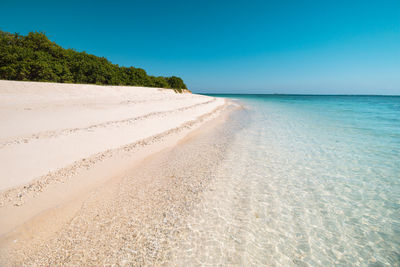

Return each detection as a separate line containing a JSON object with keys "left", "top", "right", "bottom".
{"left": 0, "top": 30, "right": 188, "bottom": 93}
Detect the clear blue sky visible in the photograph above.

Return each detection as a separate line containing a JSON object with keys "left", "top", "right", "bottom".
{"left": 1, "top": 0, "right": 399, "bottom": 94}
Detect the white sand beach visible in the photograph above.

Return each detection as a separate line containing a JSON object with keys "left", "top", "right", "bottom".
{"left": 0, "top": 80, "right": 230, "bottom": 264}
{"left": 0, "top": 80, "right": 224, "bottom": 192}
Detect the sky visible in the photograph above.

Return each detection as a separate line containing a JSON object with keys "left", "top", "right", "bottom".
{"left": 1, "top": 0, "right": 399, "bottom": 94}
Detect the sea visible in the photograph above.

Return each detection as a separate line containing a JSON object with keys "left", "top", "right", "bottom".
{"left": 171, "top": 95, "right": 400, "bottom": 266}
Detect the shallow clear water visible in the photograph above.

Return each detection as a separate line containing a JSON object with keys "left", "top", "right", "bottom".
{"left": 172, "top": 95, "right": 400, "bottom": 266}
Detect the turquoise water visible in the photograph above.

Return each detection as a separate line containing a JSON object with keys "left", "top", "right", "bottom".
{"left": 175, "top": 95, "right": 400, "bottom": 266}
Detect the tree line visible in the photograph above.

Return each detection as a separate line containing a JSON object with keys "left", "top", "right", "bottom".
{"left": 0, "top": 30, "right": 188, "bottom": 92}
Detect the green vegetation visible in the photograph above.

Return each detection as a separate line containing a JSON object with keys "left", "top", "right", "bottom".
{"left": 0, "top": 30, "right": 188, "bottom": 92}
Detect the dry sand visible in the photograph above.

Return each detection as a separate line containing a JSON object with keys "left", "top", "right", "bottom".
{"left": 0, "top": 80, "right": 231, "bottom": 265}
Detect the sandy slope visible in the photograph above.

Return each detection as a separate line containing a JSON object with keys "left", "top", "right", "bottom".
{"left": 0, "top": 100, "right": 238, "bottom": 266}
{"left": 0, "top": 80, "right": 226, "bottom": 239}
{"left": 0, "top": 80, "right": 223, "bottom": 191}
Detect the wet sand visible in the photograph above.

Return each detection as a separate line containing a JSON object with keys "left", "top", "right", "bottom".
{"left": 0, "top": 102, "right": 242, "bottom": 266}
{"left": 0, "top": 80, "right": 234, "bottom": 265}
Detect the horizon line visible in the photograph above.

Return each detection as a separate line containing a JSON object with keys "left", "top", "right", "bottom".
{"left": 200, "top": 93, "right": 400, "bottom": 97}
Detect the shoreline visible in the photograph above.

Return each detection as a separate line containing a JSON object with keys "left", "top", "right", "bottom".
{"left": 0, "top": 80, "right": 224, "bottom": 192}
{"left": 0, "top": 98, "right": 241, "bottom": 266}
{"left": 0, "top": 80, "right": 237, "bottom": 264}
{"left": 0, "top": 101, "right": 229, "bottom": 233}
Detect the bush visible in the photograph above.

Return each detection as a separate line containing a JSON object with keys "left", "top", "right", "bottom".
{"left": 0, "top": 30, "right": 188, "bottom": 91}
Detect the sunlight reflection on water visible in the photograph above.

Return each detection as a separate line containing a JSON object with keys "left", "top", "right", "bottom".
{"left": 169, "top": 95, "right": 400, "bottom": 266}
